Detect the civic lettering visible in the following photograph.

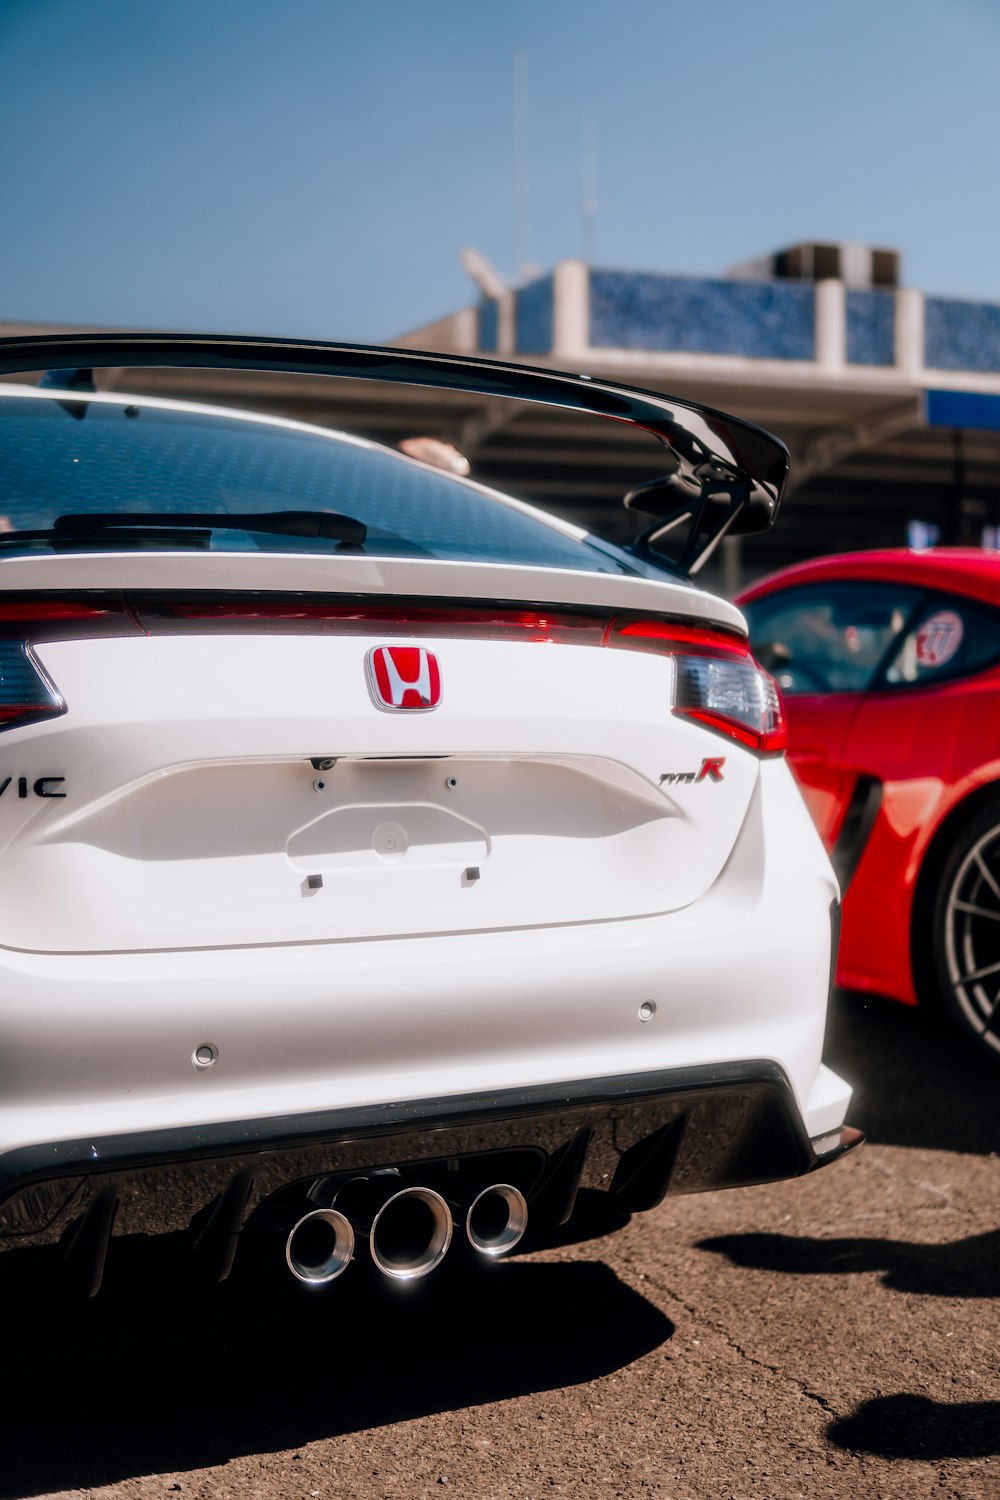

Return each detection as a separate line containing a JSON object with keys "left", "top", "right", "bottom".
{"left": 0, "top": 775, "right": 67, "bottom": 799}
{"left": 34, "top": 777, "right": 66, "bottom": 798}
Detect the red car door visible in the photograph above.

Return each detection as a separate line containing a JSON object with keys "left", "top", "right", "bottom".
{"left": 782, "top": 691, "right": 868, "bottom": 846}
{"left": 741, "top": 579, "right": 924, "bottom": 847}
{"left": 835, "top": 595, "right": 1000, "bottom": 997}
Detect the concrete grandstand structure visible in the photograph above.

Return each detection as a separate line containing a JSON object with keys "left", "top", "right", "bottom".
{"left": 398, "top": 244, "right": 1000, "bottom": 589}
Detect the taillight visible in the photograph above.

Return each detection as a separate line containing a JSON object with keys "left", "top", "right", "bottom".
{"left": 608, "top": 618, "right": 787, "bottom": 756}
{"left": 673, "top": 654, "right": 786, "bottom": 754}
{"left": 0, "top": 642, "right": 66, "bottom": 731}
{"left": 0, "top": 596, "right": 136, "bottom": 731}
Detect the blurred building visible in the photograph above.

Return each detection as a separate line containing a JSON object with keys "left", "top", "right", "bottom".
{"left": 398, "top": 243, "right": 1000, "bottom": 589}
{"left": 6, "top": 241, "right": 1000, "bottom": 591}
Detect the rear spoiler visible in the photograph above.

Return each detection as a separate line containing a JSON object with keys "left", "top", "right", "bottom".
{"left": 0, "top": 334, "right": 788, "bottom": 578}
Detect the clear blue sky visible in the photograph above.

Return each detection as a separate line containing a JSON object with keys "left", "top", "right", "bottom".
{"left": 2, "top": 0, "right": 999, "bottom": 342}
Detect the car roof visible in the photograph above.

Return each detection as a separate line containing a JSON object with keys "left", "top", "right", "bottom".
{"left": 736, "top": 547, "right": 1000, "bottom": 612}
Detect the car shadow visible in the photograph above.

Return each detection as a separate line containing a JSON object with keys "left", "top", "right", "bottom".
{"left": 0, "top": 1242, "right": 672, "bottom": 1499}
{"left": 825, "top": 987, "right": 1000, "bottom": 1155}
{"left": 695, "top": 1226, "right": 1000, "bottom": 1298}
{"left": 827, "top": 1394, "right": 1000, "bottom": 1460}
{"left": 698, "top": 990, "right": 1000, "bottom": 1295}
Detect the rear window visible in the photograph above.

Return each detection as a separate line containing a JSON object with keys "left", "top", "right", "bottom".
{"left": 0, "top": 395, "right": 636, "bottom": 576}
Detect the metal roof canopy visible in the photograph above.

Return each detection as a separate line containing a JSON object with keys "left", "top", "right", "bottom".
{"left": 2, "top": 303, "right": 1000, "bottom": 591}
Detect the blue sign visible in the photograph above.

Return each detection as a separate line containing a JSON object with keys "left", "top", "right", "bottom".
{"left": 926, "top": 389, "right": 1000, "bottom": 430}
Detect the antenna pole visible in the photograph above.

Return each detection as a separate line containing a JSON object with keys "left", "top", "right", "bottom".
{"left": 583, "top": 114, "right": 598, "bottom": 264}
{"left": 513, "top": 50, "right": 529, "bottom": 282}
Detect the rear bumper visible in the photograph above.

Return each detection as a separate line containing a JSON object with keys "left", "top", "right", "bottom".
{"left": 0, "top": 1060, "right": 862, "bottom": 1262}
{"left": 0, "top": 759, "right": 842, "bottom": 1157}
{"left": 0, "top": 757, "right": 855, "bottom": 1289}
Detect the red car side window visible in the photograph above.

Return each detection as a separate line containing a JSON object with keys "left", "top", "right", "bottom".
{"left": 744, "top": 582, "right": 922, "bottom": 696}
{"left": 884, "top": 595, "right": 1000, "bottom": 687}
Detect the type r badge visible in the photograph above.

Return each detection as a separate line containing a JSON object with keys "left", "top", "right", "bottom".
{"left": 659, "top": 757, "right": 725, "bottom": 786}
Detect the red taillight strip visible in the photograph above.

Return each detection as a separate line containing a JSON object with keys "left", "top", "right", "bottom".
{"left": 0, "top": 602, "right": 111, "bottom": 621}
{"left": 135, "top": 598, "right": 751, "bottom": 653}
{"left": 606, "top": 617, "right": 749, "bottom": 656}
{"left": 0, "top": 642, "right": 66, "bottom": 732}
{"left": 0, "top": 594, "right": 751, "bottom": 654}
{"left": 0, "top": 704, "right": 48, "bottom": 721}
{"left": 135, "top": 598, "right": 612, "bottom": 645}
{"left": 0, "top": 596, "right": 140, "bottom": 641}
{"left": 679, "top": 706, "right": 786, "bottom": 755}
{"left": 610, "top": 618, "right": 783, "bottom": 757}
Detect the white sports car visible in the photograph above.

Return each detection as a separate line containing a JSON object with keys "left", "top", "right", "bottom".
{"left": 0, "top": 335, "right": 857, "bottom": 1295}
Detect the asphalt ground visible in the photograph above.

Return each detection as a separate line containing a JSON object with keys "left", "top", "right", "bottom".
{"left": 1, "top": 990, "right": 998, "bottom": 1500}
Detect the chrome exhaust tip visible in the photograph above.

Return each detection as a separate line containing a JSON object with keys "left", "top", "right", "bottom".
{"left": 331, "top": 1175, "right": 454, "bottom": 1281}
{"left": 285, "top": 1207, "right": 355, "bottom": 1285}
{"left": 369, "top": 1186, "right": 453, "bottom": 1280}
{"left": 465, "top": 1183, "right": 528, "bottom": 1257}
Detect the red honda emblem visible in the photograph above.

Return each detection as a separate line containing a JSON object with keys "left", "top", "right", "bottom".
{"left": 366, "top": 646, "right": 442, "bottom": 711}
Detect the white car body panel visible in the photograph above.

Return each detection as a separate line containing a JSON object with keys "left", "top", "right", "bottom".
{"left": 0, "top": 363, "right": 855, "bottom": 1289}
{"left": 0, "top": 760, "right": 837, "bottom": 1155}
{"left": 7, "top": 632, "right": 758, "bottom": 951}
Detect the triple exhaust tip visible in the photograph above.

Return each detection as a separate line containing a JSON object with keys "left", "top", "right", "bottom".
{"left": 284, "top": 1180, "right": 528, "bottom": 1285}
{"left": 465, "top": 1183, "right": 529, "bottom": 1257}
{"left": 285, "top": 1207, "right": 355, "bottom": 1285}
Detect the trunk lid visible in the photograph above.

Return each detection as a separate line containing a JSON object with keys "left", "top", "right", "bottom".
{"left": 0, "top": 556, "right": 757, "bottom": 954}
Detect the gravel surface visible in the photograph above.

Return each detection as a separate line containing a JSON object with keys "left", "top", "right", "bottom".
{"left": 2, "top": 990, "right": 998, "bottom": 1500}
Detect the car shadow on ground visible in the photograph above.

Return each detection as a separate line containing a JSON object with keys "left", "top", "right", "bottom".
{"left": 700, "top": 986, "right": 1000, "bottom": 1462}
{"left": 827, "top": 1395, "right": 1000, "bottom": 1460}
{"left": 824, "top": 986, "right": 1000, "bottom": 1155}
{"left": 696, "top": 1226, "right": 1000, "bottom": 1297}
{"left": 0, "top": 1246, "right": 671, "bottom": 1499}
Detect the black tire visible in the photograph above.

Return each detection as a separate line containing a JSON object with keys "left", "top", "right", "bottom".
{"left": 929, "top": 797, "right": 1000, "bottom": 1061}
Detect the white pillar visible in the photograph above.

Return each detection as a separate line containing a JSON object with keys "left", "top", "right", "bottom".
{"left": 815, "top": 278, "right": 846, "bottom": 373}
{"left": 552, "top": 259, "right": 590, "bottom": 361}
{"left": 895, "top": 287, "right": 925, "bottom": 379}
{"left": 497, "top": 292, "right": 516, "bottom": 357}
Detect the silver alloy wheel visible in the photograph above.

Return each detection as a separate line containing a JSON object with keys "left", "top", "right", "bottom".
{"left": 943, "top": 823, "right": 1000, "bottom": 1056}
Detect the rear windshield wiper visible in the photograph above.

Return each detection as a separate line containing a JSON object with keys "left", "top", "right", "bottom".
{"left": 0, "top": 510, "right": 367, "bottom": 549}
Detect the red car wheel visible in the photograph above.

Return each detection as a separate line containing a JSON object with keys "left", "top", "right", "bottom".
{"left": 932, "top": 796, "right": 1000, "bottom": 1061}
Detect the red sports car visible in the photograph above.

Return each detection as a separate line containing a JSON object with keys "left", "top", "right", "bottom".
{"left": 737, "top": 548, "right": 1000, "bottom": 1060}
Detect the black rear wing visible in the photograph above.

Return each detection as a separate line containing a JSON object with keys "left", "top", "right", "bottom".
{"left": 0, "top": 334, "right": 788, "bottom": 578}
